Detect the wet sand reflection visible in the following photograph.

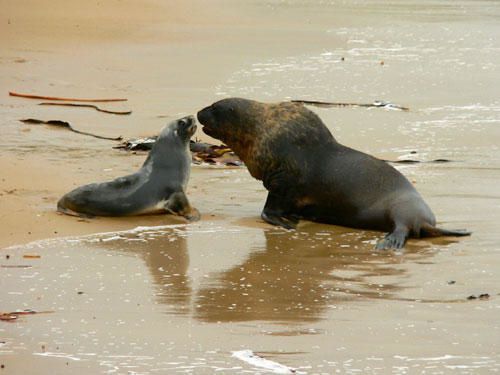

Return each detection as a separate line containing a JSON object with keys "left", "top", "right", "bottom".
{"left": 194, "top": 225, "right": 434, "bottom": 323}
{"left": 93, "top": 227, "right": 191, "bottom": 315}
{"left": 88, "top": 223, "right": 449, "bottom": 324}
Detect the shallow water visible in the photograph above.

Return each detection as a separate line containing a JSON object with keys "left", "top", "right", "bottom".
{"left": 1, "top": 0, "right": 500, "bottom": 374}
{"left": 1, "top": 223, "right": 499, "bottom": 373}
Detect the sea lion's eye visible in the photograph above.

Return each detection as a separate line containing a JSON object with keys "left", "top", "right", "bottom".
{"left": 178, "top": 119, "right": 185, "bottom": 126}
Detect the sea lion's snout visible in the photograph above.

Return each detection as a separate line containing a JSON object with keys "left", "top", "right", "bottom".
{"left": 197, "top": 105, "right": 212, "bottom": 125}
{"left": 197, "top": 105, "right": 217, "bottom": 137}
{"left": 178, "top": 116, "right": 197, "bottom": 138}
{"left": 179, "top": 115, "right": 194, "bottom": 127}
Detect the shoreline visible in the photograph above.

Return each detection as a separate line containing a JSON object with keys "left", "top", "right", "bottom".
{"left": 0, "top": 154, "right": 197, "bottom": 249}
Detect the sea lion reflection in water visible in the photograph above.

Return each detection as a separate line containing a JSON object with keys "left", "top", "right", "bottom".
{"left": 58, "top": 116, "right": 200, "bottom": 221}
{"left": 197, "top": 98, "right": 471, "bottom": 250}
{"left": 195, "top": 228, "right": 412, "bottom": 323}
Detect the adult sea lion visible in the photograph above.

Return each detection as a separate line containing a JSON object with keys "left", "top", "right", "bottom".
{"left": 57, "top": 116, "right": 200, "bottom": 221}
{"left": 197, "top": 98, "right": 470, "bottom": 249}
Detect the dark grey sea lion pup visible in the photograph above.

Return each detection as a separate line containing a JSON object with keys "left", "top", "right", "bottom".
{"left": 57, "top": 116, "right": 200, "bottom": 221}
{"left": 197, "top": 98, "right": 470, "bottom": 249}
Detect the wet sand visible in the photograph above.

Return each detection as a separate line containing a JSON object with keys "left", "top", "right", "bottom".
{"left": 1, "top": 0, "right": 500, "bottom": 373}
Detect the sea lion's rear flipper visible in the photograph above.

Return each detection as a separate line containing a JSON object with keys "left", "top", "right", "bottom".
{"left": 376, "top": 226, "right": 409, "bottom": 250}
{"left": 421, "top": 224, "right": 471, "bottom": 238}
{"left": 261, "top": 192, "right": 298, "bottom": 230}
{"left": 165, "top": 192, "right": 200, "bottom": 222}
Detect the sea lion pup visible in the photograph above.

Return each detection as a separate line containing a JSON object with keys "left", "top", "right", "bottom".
{"left": 197, "top": 98, "right": 471, "bottom": 249}
{"left": 57, "top": 116, "right": 200, "bottom": 221}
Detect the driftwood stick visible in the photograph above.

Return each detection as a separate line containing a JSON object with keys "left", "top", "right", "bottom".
{"left": 19, "top": 119, "right": 122, "bottom": 141}
{"left": 291, "top": 99, "right": 409, "bottom": 111}
{"left": 9, "top": 91, "right": 127, "bottom": 102}
{"left": 39, "top": 102, "right": 132, "bottom": 115}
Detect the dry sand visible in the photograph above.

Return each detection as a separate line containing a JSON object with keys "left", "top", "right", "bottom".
{"left": 1, "top": 0, "right": 500, "bottom": 373}
{"left": 0, "top": 0, "right": 217, "bottom": 248}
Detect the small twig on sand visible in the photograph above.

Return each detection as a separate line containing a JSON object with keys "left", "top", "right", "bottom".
{"left": 19, "top": 119, "right": 122, "bottom": 141}
{"left": 39, "top": 102, "right": 132, "bottom": 115}
{"left": 9, "top": 91, "right": 127, "bottom": 102}
{"left": 1, "top": 310, "right": 55, "bottom": 322}
{"left": 292, "top": 99, "right": 409, "bottom": 111}
{"left": 384, "top": 158, "right": 453, "bottom": 164}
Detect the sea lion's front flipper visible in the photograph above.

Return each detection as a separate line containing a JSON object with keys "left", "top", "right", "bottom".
{"left": 375, "top": 225, "right": 409, "bottom": 250}
{"left": 57, "top": 205, "right": 95, "bottom": 219}
{"left": 57, "top": 198, "right": 96, "bottom": 218}
{"left": 183, "top": 207, "right": 201, "bottom": 222}
{"left": 165, "top": 191, "right": 200, "bottom": 222}
{"left": 261, "top": 192, "right": 298, "bottom": 230}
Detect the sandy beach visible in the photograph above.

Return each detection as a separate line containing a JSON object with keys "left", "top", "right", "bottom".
{"left": 1, "top": 0, "right": 500, "bottom": 373}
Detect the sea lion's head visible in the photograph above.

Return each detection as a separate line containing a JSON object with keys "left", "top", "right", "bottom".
{"left": 197, "top": 98, "right": 334, "bottom": 179}
{"left": 147, "top": 116, "right": 196, "bottom": 170}
{"left": 197, "top": 98, "right": 262, "bottom": 150}
{"left": 158, "top": 116, "right": 197, "bottom": 146}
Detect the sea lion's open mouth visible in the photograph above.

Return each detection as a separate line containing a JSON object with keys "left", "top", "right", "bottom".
{"left": 197, "top": 120, "right": 215, "bottom": 138}
{"left": 197, "top": 119, "right": 216, "bottom": 139}
{"left": 196, "top": 107, "right": 213, "bottom": 135}
{"left": 200, "top": 124, "right": 214, "bottom": 138}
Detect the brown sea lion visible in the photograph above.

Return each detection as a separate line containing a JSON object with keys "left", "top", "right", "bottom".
{"left": 197, "top": 98, "right": 471, "bottom": 249}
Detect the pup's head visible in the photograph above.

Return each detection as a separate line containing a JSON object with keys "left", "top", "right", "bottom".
{"left": 159, "top": 116, "right": 197, "bottom": 144}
